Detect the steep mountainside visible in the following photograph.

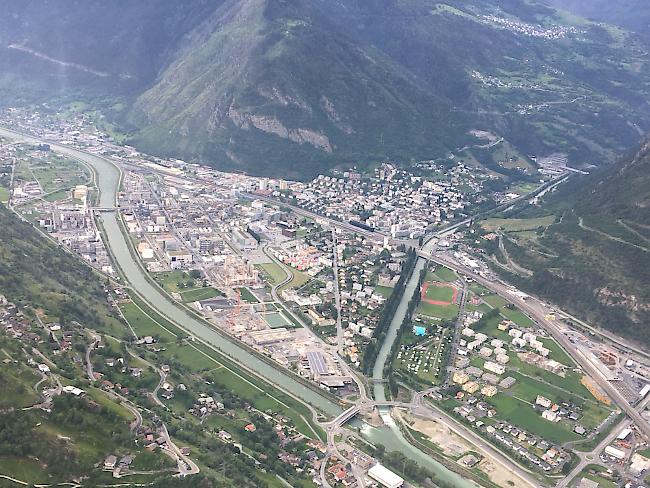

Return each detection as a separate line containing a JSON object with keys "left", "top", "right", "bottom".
{"left": 0, "top": 204, "right": 121, "bottom": 329}
{"left": 0, "top": 0, "right": 218, "bottom": 95}
{"left": 127, "top": 0, "right": 464, "bottom": 178}
{"left": 487, "top": 141, "right": 650, "bottom": 345}
{"left": 1, "top": 0, "right": 650, "bottom": 177}
{"left": 543, "top": 0, "right": 650, "bottom": 36}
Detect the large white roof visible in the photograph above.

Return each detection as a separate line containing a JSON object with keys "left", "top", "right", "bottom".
{"left": 368, "top": 463, "right": 404, "bottom": 487}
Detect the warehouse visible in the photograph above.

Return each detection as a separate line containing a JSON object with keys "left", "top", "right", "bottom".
{"left": 368, "top": 464, "right": 404, "bottom": 488}
{"left": 306, "top": 351, "right": 329, "bottom": 376}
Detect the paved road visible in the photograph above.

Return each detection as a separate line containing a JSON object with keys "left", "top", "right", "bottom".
{"left": 443, "top": 280, "right": 468, "bottom": 385}
{"left": 161, "top": 423, "right": 200, "bottom": 476}
{"left": 423, "top": 252, "right": 650, "bottom": 440}
{"left": 558, "top": 393, "right": 650, "bottom": 488}
{"left": 331, "top": 231, "right": 344, "bottom": 356}
{"left": 84, "top": 333, "right": 100, "bottom": 381}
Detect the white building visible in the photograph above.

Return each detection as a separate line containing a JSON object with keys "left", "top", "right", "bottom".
{"left": 368, "top": 464, "right": 404, "bottom": 488}
{"left": 542, "top": 409, "right": 558, "bottom": 422}
{"left": 604, "top": 445, "right": 626, "bottom": 461}
{"left": 484, "top": 361, "right": 505, "bottom": 375}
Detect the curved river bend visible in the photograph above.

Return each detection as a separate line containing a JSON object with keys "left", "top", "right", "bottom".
{"left": 0, "top": 127, "right": 475, "bottom": 487}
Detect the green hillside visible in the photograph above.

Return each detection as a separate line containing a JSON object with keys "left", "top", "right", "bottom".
{"left": 0, "top": 205, "right": 124, "bottom": 331}
{"left": 542, "top": 0, "right": 650, "bottom": 37}
{"left": 0, "top": 0, "right": 649, "bottom": 178}
{"left": 481, "top": 141, "right": 650, "bottom": 345}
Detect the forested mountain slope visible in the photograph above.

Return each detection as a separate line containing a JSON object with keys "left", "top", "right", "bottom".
{"left": 542, "top": 0, "right": 650, "bottom": 37}
{"left": 489, "top": 140, "right": 650, "bottom": 344}
{"left": 0, "top": 204, "right": 119, "bottom": 328}
{"left": 1, "top": 0, "right": 650, "bottom": 178}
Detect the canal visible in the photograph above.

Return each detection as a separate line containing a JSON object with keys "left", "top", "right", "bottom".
{"left": 0, "top": 127, "right": 476, "bottom": 486}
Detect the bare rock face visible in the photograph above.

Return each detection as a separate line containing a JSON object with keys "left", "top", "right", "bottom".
{"left": 228, "top": 104, "right": 332, "bottom": 152}
{"left": 321, "top": 96, "right": 354, "bottom": 135}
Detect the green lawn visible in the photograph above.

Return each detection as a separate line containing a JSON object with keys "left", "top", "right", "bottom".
{"left": 258, "top": 262, "right": 288, "bottom": 285}
{"left": 119, "top": 300, "right": 177, "bottom": 341}
{"left": 482, "top": 294, "right": 534, "bottom": 328}
{"left": 278, "top": 268, "right": 310, "bottom": 292}
{"left": 507, "top": 351, "right": 594, "bottom": 401}
{"left": 29, "top": 156, "right": 90, "bottom": 194}
{"left": 263, "top": 311, "right": 293, "bottom": 328}
{"left": 418, "top": 302, "right": 460, "bottom": 320}
{"left": 179, "top": 286, "right": 224, "bottom": 303}
{"left": 501, "top": 308, "right": 535, "bottom": 328}
{"left": 0, "top": 365, "right": 41, "bottom": 409}
{"left": 483, "top": 294, "right": 507, "bottom": 308}
{"left": 237, "top": 287, "right": 259, "bottom": 303}
{"left": 481, "top": 216, "right": 555, "bottom": 232}
{"left": 424, "top": 283, "right": 455, "bottom": 302}
{"left": 163, "top": 342, "right": 216, "bottom": 371}
{"left": 509, "top": 372, "right": 612, "bottom": 427}
{"left": 0, "top": 457, "right": 50, "bottom": 484}
{"left": 429, "top": 266, "right": 457, "bottom": 282}
{"left": 0, "top": 186, "right": 9, "bottom": 203}
{"left": 375, "top": 285, "right": 394, "bottom": 298}
{"left": 43, "top": 189, "right": 69, "bottom": 202}
{"left": 486, "top": 394, "right": 580, "bottom": 444}
{"left": 152, "top": 270, "right": 199, "bottom": 293}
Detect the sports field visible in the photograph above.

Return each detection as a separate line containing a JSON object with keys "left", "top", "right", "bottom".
{"left": 422, "top": 282, "right": 458, "bottom": 305}
{"left": 263, "top": 311, "right": 293, "bottom": 328}
{"left": 179, "top": 286, "right": 223, "bottom": 303}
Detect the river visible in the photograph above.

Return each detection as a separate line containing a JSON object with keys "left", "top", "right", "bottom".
{"left": 369, "top": 253, "right": 475, "bottom": 487}
{"left": 0, "top": 126, "right": 476, "bottom": 486}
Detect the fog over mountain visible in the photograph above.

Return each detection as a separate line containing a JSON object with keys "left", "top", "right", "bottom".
{"left": 1, "top": 0, "right": 649, "bottom": 178}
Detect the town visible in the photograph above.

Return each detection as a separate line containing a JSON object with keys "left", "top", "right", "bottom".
{"left": 1, "top": 106, "right": 649, "bottom": 488}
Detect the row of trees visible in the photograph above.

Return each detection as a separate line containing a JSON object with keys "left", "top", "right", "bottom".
{"left": 361, "top": 247, "right": 418, "bottom": 374}
{"left": 387, "top": 265, "right": 428, "bottom": 397}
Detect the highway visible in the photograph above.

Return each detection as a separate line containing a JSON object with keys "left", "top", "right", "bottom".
{"left": 5, "top": 123, "right": 641, "bottom": 486}
{"left": 558, "top": 393, "right": 650, "bottom": 487}
{"left": 421, "top": 251, "right": 650, "bottom": 440}
{"left": 242, "top": 193, "right": 385, "bottom": 242}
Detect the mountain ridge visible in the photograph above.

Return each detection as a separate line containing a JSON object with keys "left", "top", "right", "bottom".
{"left": 487, "top": 138, "right": 650, "bottom": 345}
{"left": 1, "top": 0, "right": 650, "bottom": 177}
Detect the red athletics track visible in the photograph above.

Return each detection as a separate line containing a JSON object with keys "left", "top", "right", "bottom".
{"left": 420, "top": 282, "right": 459, "bottom": 306}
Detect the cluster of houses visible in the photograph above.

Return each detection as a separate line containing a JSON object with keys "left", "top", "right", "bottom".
{"left": 453, "top": 398, "right": 569, "bottom": 472}
{"left": 189, "top": 393, "right": 225, "bottom": 419}
{"left": 481, "top": 15, "right": 579, "bottom": 40}
{"left": 337, "top": 238, "right": 402, "bottom": 365}
{"left": 534, "top": 395, "right": 589, "bottom": 435}
{"left": 290, "top": 162, "right": 487, "bottom": 238}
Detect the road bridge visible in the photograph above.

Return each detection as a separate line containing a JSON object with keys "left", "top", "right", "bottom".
{"left": 326, "top": 401, "right": 411, "bottom": 429}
